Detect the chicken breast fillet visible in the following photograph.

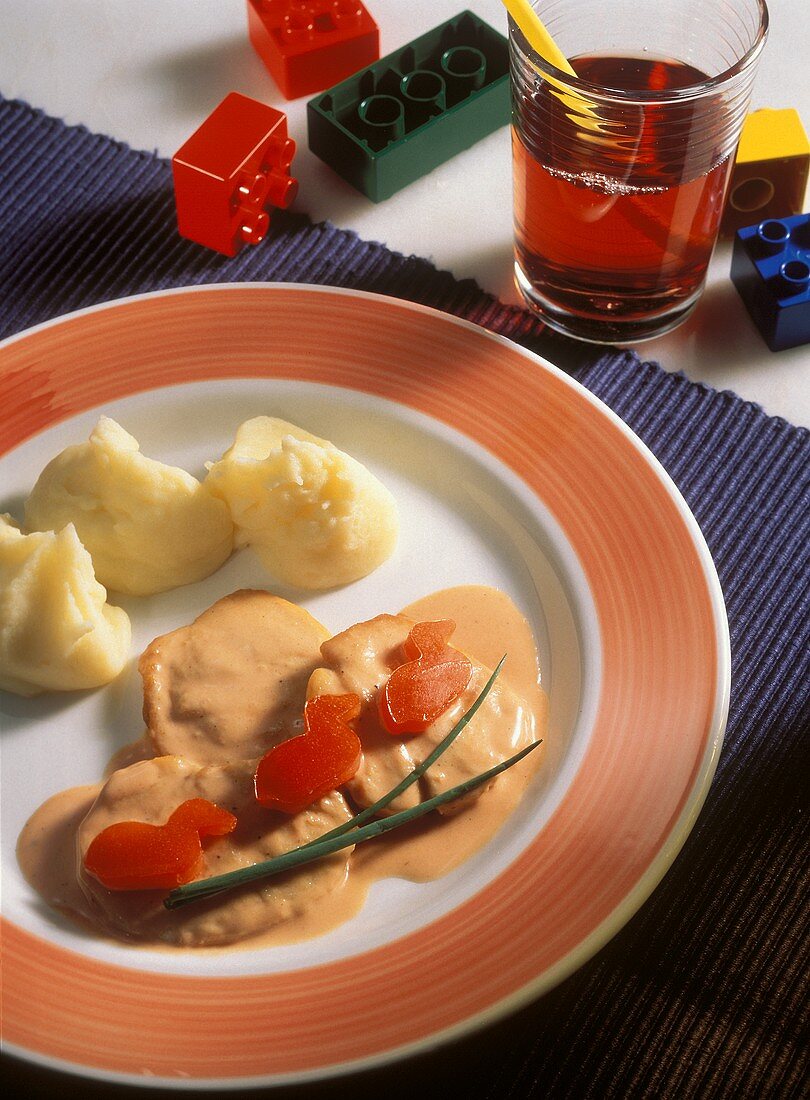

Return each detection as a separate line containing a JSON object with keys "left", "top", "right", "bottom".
{"left": 307, "top": 614, "right": 535, "bottom": 816}
{"left": 140, "top": 590, "right": 330, "bottom": 765}
{"left": 76, "top": 755, "right": 354, "bottom": 946}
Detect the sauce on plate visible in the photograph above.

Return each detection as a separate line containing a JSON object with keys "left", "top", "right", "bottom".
{"left": 17, "top": 585, "right": 547, "bottom": 950}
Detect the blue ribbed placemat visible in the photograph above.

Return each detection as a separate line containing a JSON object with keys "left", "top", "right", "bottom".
{"left": 1, "top": 97, "right": 808, "bottom": 1100}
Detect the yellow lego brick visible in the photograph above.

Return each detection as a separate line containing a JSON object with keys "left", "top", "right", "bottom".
{"left": 735, "top": 108, "right": 810, "bottom": 164}
{"left": 721, "top": 109, "right": 809, "bottom": 236}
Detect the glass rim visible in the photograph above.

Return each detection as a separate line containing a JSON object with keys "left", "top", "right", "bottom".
{"left": 509, "top": 0, "right": 769, "bottom": 104}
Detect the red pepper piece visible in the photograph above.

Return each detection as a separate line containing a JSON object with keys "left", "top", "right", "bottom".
{"left": 255, "top": 694, "right": 362, "bottom": 814}
{"left": 83, "top": 798, "right": 237, "bottom": 892}
{"left": 380, "top": 620, "right": 473, "bottom": 736}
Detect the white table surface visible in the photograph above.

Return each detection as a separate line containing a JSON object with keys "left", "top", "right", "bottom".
{"left": 2, "top": 0, "right": 808, "bottom": 425}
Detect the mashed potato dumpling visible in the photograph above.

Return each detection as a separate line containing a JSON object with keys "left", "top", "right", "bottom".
{"left": 205, "top": 417, "right": 398, "bottom": 590}
{"left": 0, "top": 516, "right": 131, "bottom": 696}
{"left": 24, "top": 417, "right": 233, "bottom": 596}
{"left": 218, "top": 415, "right": 325, "bottom": 459}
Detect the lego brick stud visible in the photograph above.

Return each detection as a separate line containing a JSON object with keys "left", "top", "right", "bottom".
{"left": 247, "top": 0, "right": 380, "bottom": 100}
{"left": 307, "top": 11, "right": 510, "bottom": 202}
{"left": 731, "top": 214, "right": 810, "bottom": 351}
{"left": 172, "top": 93, "right": 298, "bottom": 257}
{"left": 440, "top": 45, "right": 488, "bottom": 100}
{"left": 356, "top": 95, "right": 406, "bottom": 148}
{"left": 399, "top": 70, "right": 446, "bottom": 130}
{"left": 721, "top": 108, "right": 810, "bottom": 236}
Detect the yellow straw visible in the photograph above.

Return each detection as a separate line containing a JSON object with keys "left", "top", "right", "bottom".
{"left": 502, "top": 0, "right": 577, "bottom": 76}
{"left": 501, "top": 0, "right": 603, "bottom": 129}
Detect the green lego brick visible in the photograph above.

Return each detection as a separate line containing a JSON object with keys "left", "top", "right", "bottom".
{"left": 306, "top": 10, "right": 510, "bottom": 202}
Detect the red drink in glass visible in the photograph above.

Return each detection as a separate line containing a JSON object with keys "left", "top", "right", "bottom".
{"left": 509, "top": 1, "right": 769, "bottom": 343}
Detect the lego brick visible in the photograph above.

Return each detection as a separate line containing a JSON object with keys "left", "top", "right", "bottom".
{"left": 172, "top": 93, "right": 297, "bottom": 257}
{"left": 721, "top": 109, "right": 810, "bottom": 236}
{"left": 730, "top": 214, "right": 810, "bottom": 351}
{"left": 248, "top": 0, "right": 379, "bottom": 100}
{"left": 306, "top": 10, "right": 509, "bottom": 202}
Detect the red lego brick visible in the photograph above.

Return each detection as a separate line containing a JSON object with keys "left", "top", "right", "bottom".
{"left": 247, "top": 0, "right": 379, "bottom": 100}
{"left": 172, "top": 92, "right": 297, "bottom": 257}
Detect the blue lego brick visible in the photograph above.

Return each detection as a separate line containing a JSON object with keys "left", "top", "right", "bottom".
{"left": 730, "top": 213, "right": 810, "bottom": 351}
{"left": 306, "top": 10, "right": 509, "bottom": 202}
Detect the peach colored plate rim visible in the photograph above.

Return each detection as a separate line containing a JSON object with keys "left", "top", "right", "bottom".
{"left": 0, "top": 284, "right": 730, "bottom": 1089}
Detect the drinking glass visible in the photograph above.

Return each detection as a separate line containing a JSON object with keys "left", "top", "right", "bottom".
{"left": 510, "top": 0, "right": 769, "bottom": 342}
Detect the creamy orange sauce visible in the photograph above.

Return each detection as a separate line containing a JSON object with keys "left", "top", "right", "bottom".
{"left": 17, "top": 585, "right": 547, "bottom": 951}
{"left": 16, "top": 784, "right": 101, "bottom": 931}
